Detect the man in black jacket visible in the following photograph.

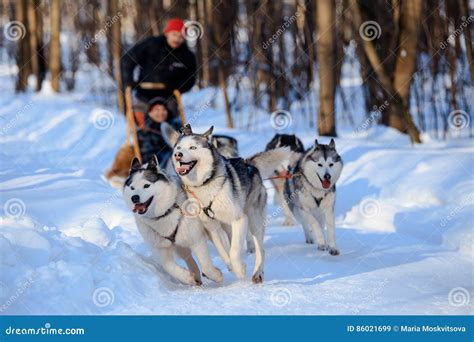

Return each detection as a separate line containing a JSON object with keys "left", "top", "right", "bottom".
{"left": 121, "top": 18, "right": 197, "bottom": 113}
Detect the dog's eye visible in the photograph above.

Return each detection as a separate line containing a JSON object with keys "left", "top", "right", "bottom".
{"left": 329, "top": 163, "right": 334, "bottom": 167}
{"left": 190, "top": 146, "right": 197, "bottom": 150}
{"left": 318, "top": 163, "right": 323, "bottom": 167}
{"left": 144, "top": 184, "right": 150, "bottom": 188}
{"left": 131, "top": 186, "right": 135, "bottom": 190}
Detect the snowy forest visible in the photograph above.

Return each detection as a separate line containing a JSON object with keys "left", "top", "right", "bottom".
{"left": 0, "top": 1, "right": 472, "bottom": 315}
{"left": 3, "top": 0, "right": 473, "bottom": 139}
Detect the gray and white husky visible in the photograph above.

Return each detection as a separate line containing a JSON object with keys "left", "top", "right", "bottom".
{"left": 284, "top": 139, "right": 343, "bottom": 255}
{"left": 161, "top": 123, "right": 288, "bottom": 283}
{"left": 123, "top": 155, "right": 223, "bottom": 285}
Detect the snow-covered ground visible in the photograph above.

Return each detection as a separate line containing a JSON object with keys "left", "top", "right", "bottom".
{"left": 0, "top": 64, "right": 473, "bottom": 315}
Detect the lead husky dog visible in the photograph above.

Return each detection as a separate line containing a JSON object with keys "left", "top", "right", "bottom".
{"left": 162, "top": 123, "right": 288, "bottom": 283}
{"left": 123, "top": 155, "right": 223, "bottom": 285}
{"left": 284, "top": 139, "right": 343, "bottom": 255}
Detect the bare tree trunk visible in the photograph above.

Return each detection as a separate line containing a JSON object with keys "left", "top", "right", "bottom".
{"left": 316, "top": 0, "right": 337, "bottom": 136}
{"left": 459, "top": 0, "right": 474, "bottom": 83}
{"left": 351, "top": 0, "right": 422, "bottom": 143}
{"left": 15, "top": 0, "right": 29, "bottom": 92}
{"left": 199, "top": 0, "right": 210, "bottom": 87}
{"left": 26, "top": 0, "right": 41, "bottom": 91}
{"left": 148, "top": 0, "right": 160, "bottom": 36}
{"left": 49, "top": 0, "right": 61, "bottom": 92}
{"left": 109, "top": 0, "right": 123, "bottom": 111}
{"left": 210, "top": 0, "right": 234, "bottom": 128}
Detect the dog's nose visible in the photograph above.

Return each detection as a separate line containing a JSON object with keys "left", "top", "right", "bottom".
{"left": 174, "top": 152, "right": 183, "bottom": 160}
{"left": 131, "top": 195, "right": 140, "bottom": 203}
{"left": 324, "top": 173, "right": 331, "bottom": 180}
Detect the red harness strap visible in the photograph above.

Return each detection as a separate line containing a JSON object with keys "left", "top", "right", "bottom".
{"left": 265, "top": 170, "right": 301, "bottom": 181}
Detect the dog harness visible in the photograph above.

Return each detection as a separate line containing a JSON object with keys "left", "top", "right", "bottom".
{"left": 182, "top": 176, "right": 226, "bottom": 220}
{"left": 152, "top": 202, "right": 182, "bottom": 243}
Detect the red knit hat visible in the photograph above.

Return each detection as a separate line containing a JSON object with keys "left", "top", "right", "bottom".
{"left": 164, "top": 18, "right": 185, "bottom": 33}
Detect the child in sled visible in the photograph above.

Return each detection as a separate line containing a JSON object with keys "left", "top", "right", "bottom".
{"left": 136, "top": 97, "right": 181, "bottom": 168}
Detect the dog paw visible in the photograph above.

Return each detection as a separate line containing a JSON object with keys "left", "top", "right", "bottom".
{"left": 305, "top": 238, "right": 315, "bottom": 244}
{"left": 328, "top": 248, "right": 340, "bottom": 256}
{"left": 232, "top": 262, "right": 247, "bottom": 279}
{"left": 185, "top": 273, "right": 202, "bottom": 286}
{"left": 203, "top": 268, "right": 223, "bottom": 283}
{"left": 252, "top": 272, "right": 264, "bottom": 284}
{"left": 317, "top": 244, "right": 328, "bottom": 251}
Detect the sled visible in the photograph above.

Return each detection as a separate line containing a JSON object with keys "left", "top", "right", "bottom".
{"left": 105, "top": 83, "right": 186, "bottom": 187}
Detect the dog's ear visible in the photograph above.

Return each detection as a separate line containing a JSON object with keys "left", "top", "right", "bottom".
{"left": 147, "top": 155, "right": 160, "bottom": 171}
{"left": 181, "top": 123, "right": 193, "bottom": 135}
{"left": 161, "top": 122, "right": 180, "bottom": 147}
{"left": 329, "top": 138, "right": 336, "bottom": 149}
{"left": 314, "top": 139, "right": 320, "bottom": 149}
{"left": 202, "top": 126, "right": 214, "bottom": 139}
{"left": 130, "top": 157, "right": 141, "bottom": 172}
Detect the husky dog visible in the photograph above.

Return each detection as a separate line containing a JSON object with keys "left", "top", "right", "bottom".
{"left": 211, "top": 135, "right": 239, "bottom": 158}
{"left": 161, "top": 123, "right": 288, "bottom": 283}
{"left": 265, "top": 134, "right": 305, "bottom": 226}
{"left": 284, "top": 139, "right": 343, "bottom": 255}
{"left": 123, "top": 155, "right": 223, "bottom": 285}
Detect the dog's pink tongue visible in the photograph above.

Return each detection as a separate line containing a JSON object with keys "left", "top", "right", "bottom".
{"left": 322, "top": 180, "right": 331, "bottom": 189}
{"left": 176, "top": 164, "right": 191, "bottom": 174}
{"left": 133, "top": 203, "right": 146, "bottom": 213}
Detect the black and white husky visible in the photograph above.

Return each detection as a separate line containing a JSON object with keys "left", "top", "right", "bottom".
{"left": 211, "top": 135, "right": 239, "bottom": 158}
{"left": 284, "top": 139, "right": 343, "bottom": 255}
{"left": 123, "top": 155, "right": 223, "bottom": 285}
{"left": 161, "top": 123, "right": 288, "bottom": 283}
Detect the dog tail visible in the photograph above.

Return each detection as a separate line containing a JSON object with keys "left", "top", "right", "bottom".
{"left": 246, "top": 146, "right": 294, "bottom": 180}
